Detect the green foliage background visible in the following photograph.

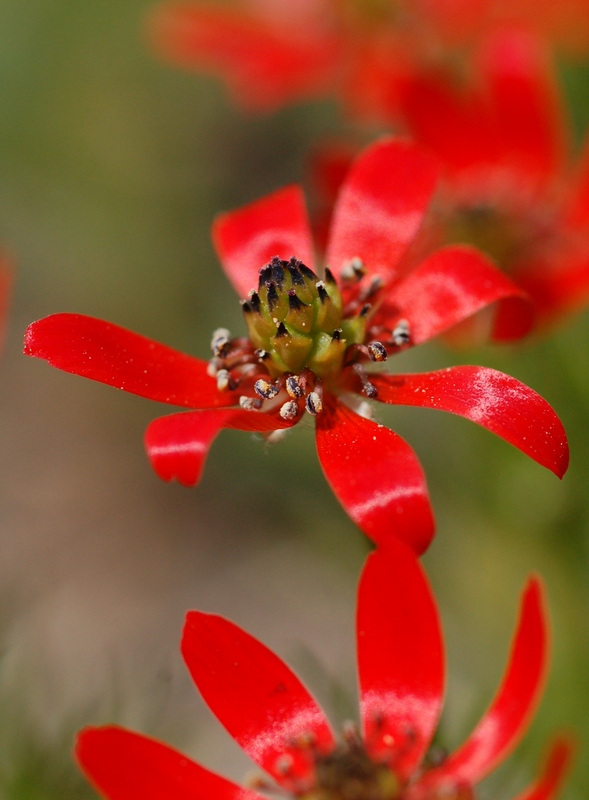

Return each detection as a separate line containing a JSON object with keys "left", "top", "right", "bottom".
{"left": 0, "top": 3, "right": 588, "bottom": 798}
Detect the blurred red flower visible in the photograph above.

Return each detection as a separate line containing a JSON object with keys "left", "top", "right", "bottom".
{"left": 148, "top": 0, "right": 589, "bottom": 115}
{"left": 313, "top": 32, "right": 589, "bottom": 331}
{"left": 75, "top": 540, "right": 574, "bottom": 800}
{"left": 24, "top": 139, "right": 569, "bottom": 555}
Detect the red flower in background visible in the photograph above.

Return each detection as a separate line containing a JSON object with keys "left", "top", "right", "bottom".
{"left": 24, "top": 139, "right": 568, "bottom": 555}
{"left": 149, "top": 0, "right": 589, "bottom": 117}
{"left": 75, "top": 540, "right": 573, "bottom": 800}
{"left": 313, "top": 32, "right": 589, "bottom": 332}
{"left": 396, "top": 30, "right": 589, "bottom": 330}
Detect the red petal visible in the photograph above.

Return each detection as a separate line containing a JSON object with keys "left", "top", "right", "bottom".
{"left": 369, "top": 367, "right": 569, "bottom": 478}
{"left": 516, "top": 250, "right": 589, "bottom": 325}
{"left": 75, "top": 725, "right": 264, "bottom": 800}
{"left": 513, "top": 737, "right": 575, "bottom": 800}
{"left": 315, "top": 394, "right": 435, "bottom": 555}
{"left": 357, "top": 544, "right": 444, "bottom": 782}
{"left": 149, "top": 4, "right": 340, "bottom": 111}
{"left": 379, "top": 245, "right": 534, "bottom": 345}
{"left": 212, "top": 186, "right": 316, "bottom": 299}
{"left": 145, "top": 408, "right": 297, "bottom": 487}
{"left": 421, "top": 578, "right": 549, "bottom": 787}
{"left": 181, "top": 612, "right": 336, "bottom": 789}
{"left": 398, "top": 71, "right": 498, "bottom": 174}
{"left": 476, "top": 31, "right": 566, "bottom": 185}
{"left": 24, "top": 314, "right": 234, "bottom": 409}
{"left": 326, "top": 138, "right": 440, "bottom": 284}
{"left": 0, "top": 258, "right": 12, "bottom": 352}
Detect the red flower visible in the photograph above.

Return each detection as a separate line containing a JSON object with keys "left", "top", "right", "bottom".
{"left": 24, "top": 139, "right": 568, "bottom": 555}
{"left": 75, "top": 539, "right": 574, "bottom": 800}
{"left": 395, "top": 31, "right": 589, "bottom": 331}
{"left": 149, "top": 1, "right": 589, "bottom": 115}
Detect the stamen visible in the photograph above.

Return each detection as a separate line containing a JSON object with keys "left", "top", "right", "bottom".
{"left": 331, "top": 328, "right": 342, "bottom": 342}
{"left": 254, "top": 348, "right": 270, "bottom": 361}
{"left": 241, "top": 300, "right": 252, "bottom": 314}
{"left": 216, "top": 369, "right": 234, "bottom": 392}
{"left": 360, "top": 275, "right": 383, "bottom": 301}
{"left": 341, "top": 256, "right": 366, "bottom": 281}
{"left": 280, "top": 400, "right": 299, "bottom": 420}
{"left": 391, "top": 319, "right": 411, "bottom": 346}
{"left": 286, "top": 375, "right": 304, "bottom": 399}
{"left": 239, "top": 396, "right": 262, "bottom": 411}
{"left": 210, "top": 328, "right": 231, "bottom": 358}
{"left": 207, "top": 357, "right": 222, "bottom": 377}
{"left": 254, "top": 379, "right": 279, "bottom": 400}
{"left": 367, "top": 341, "right": 388, "bottom": 362}
{"left": 353, "top": 363, "right": 378, "bottom": 398}
{"left": 305, "top": 391, "right": 323, "bottom": 416}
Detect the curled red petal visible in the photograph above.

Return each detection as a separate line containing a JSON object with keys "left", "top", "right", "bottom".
{"left": 380, "top": 245, "right": 533, "bottom": 345}
{"left": 516, "top": 250, "right": 589, "bottom": 325}
{"left": 24, "top": 313, "right": 234, "bottom": 409}
{"left": 149, "top": 4, "right": 340, "bottom": 111}
{"left": 326, "top": 138, "right": 440, "bottom": 284}
{"left": 422, "top": 577, "right": 549, "bottom": 788}
{"left": 75, "top": 725, "right": 264, "bottom": 800}
{"left": 212, "top": 185, "right": 315, "bottom": 299}
{"left": 145, "top": 408, "right": 297, "bottom": 487}
{"left": 370, "top": 367, "right": 569, "bottom": 478}
{"left": 513, "top": 737, "right": 575, "bottom": 800}
{"left": 357, "top": 544, "right": 444, "bottom": 782}
{"left": 181, "top": 612, "right": 336, "bottom": 790}
{"left": 315, "top": 394, "right": 435, "bottom": 554}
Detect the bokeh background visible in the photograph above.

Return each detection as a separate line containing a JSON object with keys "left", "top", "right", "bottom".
{"left": 0, "top": 2, "right": 588, "bottom": 798}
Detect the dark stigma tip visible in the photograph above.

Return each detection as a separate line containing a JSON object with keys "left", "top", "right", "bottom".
{"left": 271, "top": 261, "right": 286, "bottom": 290}
{"left": 288, "top": 289, "right": 307, "bottom": 310}
{"left": 287, "top": 261, "right": 305, "bottom": 285}
{"left": 325, "top": 267, "right": 336, "bottom": 284}
{"left": 258, "top": 264, "right": 272, "bottom": 288}
{"left": 317, "top": 282, "right": 328, "bottom": 304}
{"left": 275, "top": 321, "right": 289, "bottom": 338}
{"left": 331, "top": 328, "right": 342, "bottom": 342}
{"left": 250, "top": 291, "right": 261, "bottom": 313}
{"left": 298, "top": 261, "right": 316, "bottom": 280}
{"left": 266, "top": 281, "right": 279, "bottom": 311}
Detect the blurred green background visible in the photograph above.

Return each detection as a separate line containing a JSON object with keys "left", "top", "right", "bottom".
{"left": 0, "top": 2, "right": 588, "bottom": 798}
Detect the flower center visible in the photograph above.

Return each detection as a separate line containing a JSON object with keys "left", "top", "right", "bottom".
{"left": 209, "top": 256, "right": 411, "bottom": 419}
{"left": 303, "top": 744, "right": 400, "bottom": 800}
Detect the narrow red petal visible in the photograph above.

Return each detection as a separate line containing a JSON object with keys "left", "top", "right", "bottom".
{"left": 326, "top": 138, "right": 440, "bottom": 284}
{"left": 379, "top": 245, "right": 533, "bottom": 345}
{"left": 145, "top": 408, "right": 297, "bottom": 487}
{"left": 513, "top": 737, "right": 575, "bottom": 800}
{"left": 75, "top": 725, "right": 264, "bottom": 800}
{"left": 149, "top": 4, "right": 340, "bottom": 111}
{"left": 422, "top": 578, "right": 549, "bottom": 787}
{"left": 0, "top": 258, "right": 12, "bottom": 352}
{"left": 370, "top": 367, "right": 569, "bottom": 478}
{"left": 212, "top": 185, "right": 315, "bottom": 299}
{"left": 24, "top": 314, "right": 234, "bottom": 409}
{"left": 315, "top": 395, "right": 435, "bottom": 555}
{"left": 181, "top": 612, "right": 336, "bottom": 789}
{"left": 357, "top": 544, "right": 444, "bottom": 782}
{"left": 477, "top": 31, "right": 567, "bottom": 185}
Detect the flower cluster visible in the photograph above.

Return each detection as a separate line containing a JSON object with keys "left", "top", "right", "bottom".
{"left": 75, "top": 542, "right": 573, "bottom": 800}
{"left": 15, "top": 1, "right": 584, "bottom": 796}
